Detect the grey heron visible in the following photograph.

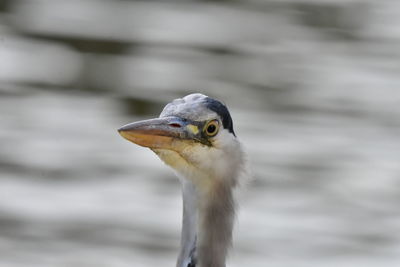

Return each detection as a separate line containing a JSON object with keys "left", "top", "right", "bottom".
{"left": 118, "top": 93, "right": 245, "bottom": 267}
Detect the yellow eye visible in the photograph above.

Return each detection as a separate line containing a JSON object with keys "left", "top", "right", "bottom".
{"left": 204, "top": 120, "right": 219, "bottom": 137}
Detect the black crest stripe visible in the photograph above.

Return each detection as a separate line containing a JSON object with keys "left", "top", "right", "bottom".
{"left": 204, "top": 97, "right": 235, "bottom": 136}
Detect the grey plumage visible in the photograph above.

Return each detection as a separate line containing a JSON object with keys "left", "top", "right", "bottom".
{"left": 119, "top": 93, "right": 245, "bottom": 267}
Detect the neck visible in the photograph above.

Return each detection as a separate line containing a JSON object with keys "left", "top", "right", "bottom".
{"left": 177, "top": 179, "right": 235, "bottom": 267}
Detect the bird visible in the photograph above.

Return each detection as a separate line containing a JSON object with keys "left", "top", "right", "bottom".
{"left": 118, "top": 93, "right": 245, "bottom": 267}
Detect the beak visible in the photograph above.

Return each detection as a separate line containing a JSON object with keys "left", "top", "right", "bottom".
{"left": 118, "top": 117, "right": 198, "bottom": 150}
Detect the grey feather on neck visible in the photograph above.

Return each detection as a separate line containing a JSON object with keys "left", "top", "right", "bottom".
{"left": 177, "top": 180, "right": 198, "bottom": 267}
{"left": 177, "top": 178, "right": 235, "bottom": 267}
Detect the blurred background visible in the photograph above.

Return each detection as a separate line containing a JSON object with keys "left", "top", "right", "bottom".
{"left": 0, "top": 0, "right": 400, "bottom": 266}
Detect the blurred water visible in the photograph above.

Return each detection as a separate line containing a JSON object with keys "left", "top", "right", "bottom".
{"left": 1, "top": 0, "right": 400, "bottom": 266}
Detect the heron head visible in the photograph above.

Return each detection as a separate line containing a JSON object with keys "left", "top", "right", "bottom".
{"left": 118, "top": 93, "right": 243, "bottom": 189}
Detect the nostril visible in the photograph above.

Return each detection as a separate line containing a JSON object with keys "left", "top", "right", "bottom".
{"left": 169, "top": 123, "right": 182, "bottom": 128}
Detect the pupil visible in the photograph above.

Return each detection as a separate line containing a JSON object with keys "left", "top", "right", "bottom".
{"left": 207, "top": 124, "right": 216, "bottom": 133}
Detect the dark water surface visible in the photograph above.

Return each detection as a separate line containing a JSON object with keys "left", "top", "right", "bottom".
{"left": 1, "top": 0, "right": 400, "bottom": 266}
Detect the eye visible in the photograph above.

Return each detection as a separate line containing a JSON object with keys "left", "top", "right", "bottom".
{"left": 204, "top": 120, "right": 219, "bottom": 137}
